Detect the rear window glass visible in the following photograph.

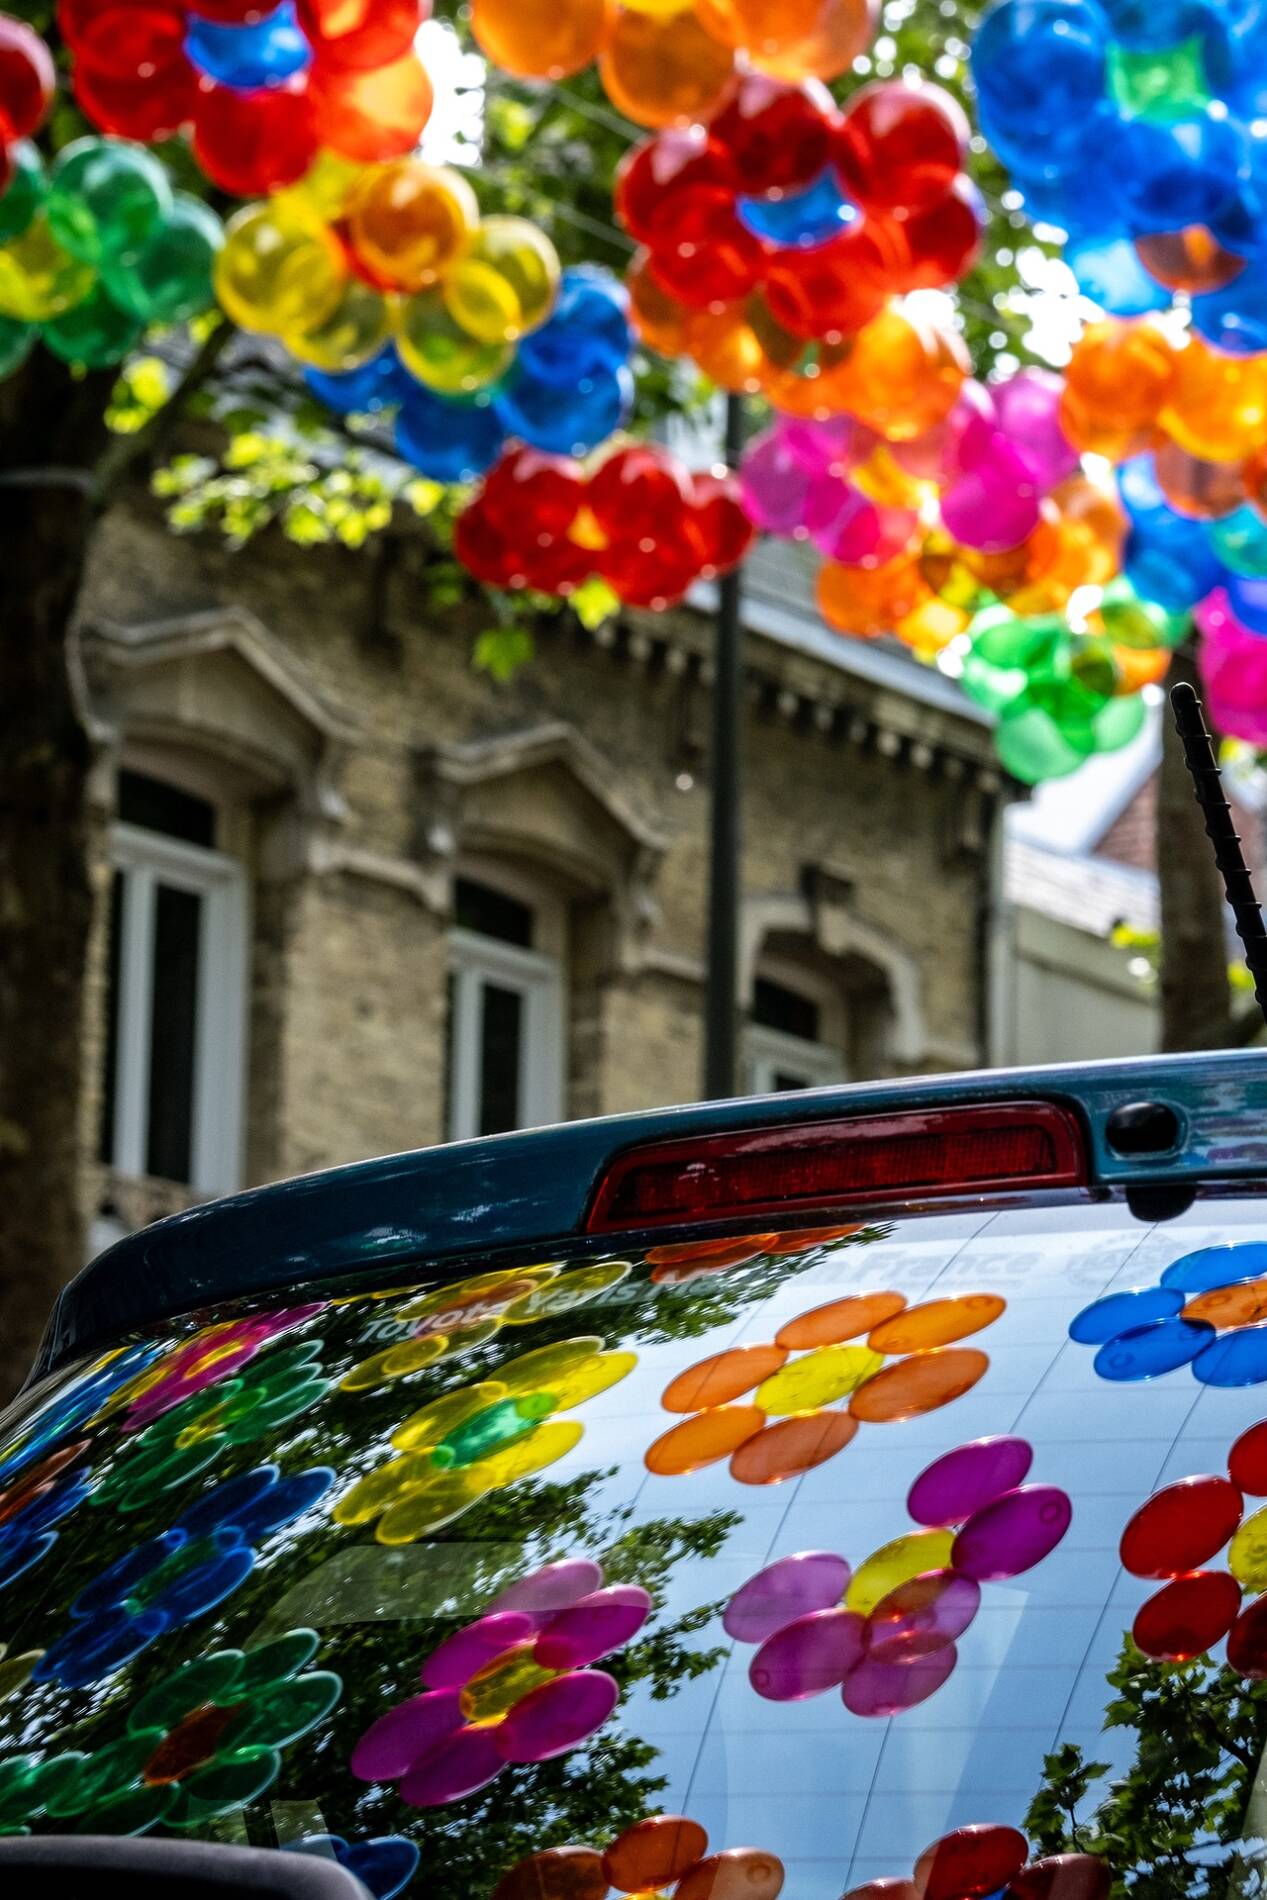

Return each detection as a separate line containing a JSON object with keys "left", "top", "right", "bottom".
{"left": 4, "top": 1198, "right": 1267, "bottom": 1900}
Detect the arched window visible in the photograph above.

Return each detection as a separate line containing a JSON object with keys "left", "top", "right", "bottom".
{"left": 745, "top": 960, "right": 847, "bottom": 1095}
{"left": 445, "top": 864, "right": 564, "bottom": 1139}
{"left": 98, "top": 768, "right": 248, "bottom": 1194}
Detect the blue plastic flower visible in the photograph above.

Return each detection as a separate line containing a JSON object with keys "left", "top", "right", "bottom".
{"left": 32, "top": 1463, "right": 334, "bottom": 1688}
{"left": 0, "top": 1342, "right": 161, "bottom": 1483}
{"left": 0, "top": 1460, "right": 94, "bottom": 1593}
{"left": 284, "top": 1835, "right": 419, "bottom": 1900}
{"left": 1069, "top": 1242, "right": 1267, "bottom": 1386}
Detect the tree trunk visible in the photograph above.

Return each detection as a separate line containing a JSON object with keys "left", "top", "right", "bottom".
{"left": 1157, "top": 641, "right": 1237, "bottom": 1052}
{"left": 0, "top": 351, "right": 114, "bottom": 1404}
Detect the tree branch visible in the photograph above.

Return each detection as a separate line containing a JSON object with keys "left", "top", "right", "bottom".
{"left": 92, "top": 318, "right": 238, "bottom": 508}
{"left": 1190, "top": 1703, "right": 1259, "bottom": 1773}
{"left": 1231, "top": 1000, "right": 1267, "bottom": 1046}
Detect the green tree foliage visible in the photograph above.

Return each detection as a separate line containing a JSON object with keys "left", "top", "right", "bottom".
{"left": 1025, "top": 1639, "right": 1267, "bottom": 1900}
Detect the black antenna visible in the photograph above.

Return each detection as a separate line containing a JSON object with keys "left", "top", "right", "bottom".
{"left": 1169, "top": 680, "right": 1267, "bottom": 1030}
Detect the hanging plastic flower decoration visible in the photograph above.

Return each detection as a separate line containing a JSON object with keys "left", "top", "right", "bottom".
{"left": 724, "top": 1435, "right": 1071, "bottom": 1717}
{"left": 333, "top": 1336, "right": 636, "bottom": 1543}
{"left": 59, "top": 0, "right": 435, "bottom": 198}
{"left": 215, "top": 152, "right": 634, "bottom": 482}
{"left": 492, "top": 1814, "right": 784, "bottom": 1900}
{"left": 618, "top": 72, "right": 981, "bottom": 380}
{"left": 0, "top": 128, "right": 224, "bottom": 379}
{"left": 953, "top": 582, "right": 1171, "bottom": 786}
{"left": 455, "top": 441, "right": 754, "bottom": 610}
{"left": 970, "top": 0, "right": 1267, "bottom": 329}
{"left": 33, "top": 1463, "right": 334, "bottom": 1689}
{"left": 340, "top": 1260, "right": 630, "bottom": 1395}
{"left": 352, "top": 1557, "right": 649, "bottom": 1807}
{"left": 0, "top": 1630, "right": 340, "bottom": 1836}
{"left": 646, "top": 1290, "right": 1004, "bottom": 1485}
{"left": 468, "top": 0, "right": 878, "bottom": 125}
{"left": 303, "top": 262, "right": 635, "bottom": 482}
{"left": 0, "top": 17, "right": 222, "bottom": 377}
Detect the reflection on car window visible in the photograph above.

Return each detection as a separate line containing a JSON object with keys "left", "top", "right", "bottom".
{"left": 5, "top": 1200, "right": 1267, "bottom": 1900}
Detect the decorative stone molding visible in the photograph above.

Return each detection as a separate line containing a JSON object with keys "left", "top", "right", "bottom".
{"left": 83, "top": 606, "right": 359, "bottom": 834}
{"left": 566, "top": 575, "right": 1014, "bottom": 791}
{"left": 414, "top": 721, "right": 669, "bottom": 975}
{"left": 740, "top": 883, "right": 928, "bottom": 1070}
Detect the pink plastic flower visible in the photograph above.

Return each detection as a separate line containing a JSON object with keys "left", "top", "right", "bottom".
{"left": 117, "top": 1305, "right": 326, "bottom": 1431}
{"left": 351, "top": 1558, "right": 651, "bottom": 1807}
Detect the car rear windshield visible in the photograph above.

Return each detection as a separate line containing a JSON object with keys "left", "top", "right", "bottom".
{"left": 4, "top": 1196, "right": 1267, "bottom": 1900}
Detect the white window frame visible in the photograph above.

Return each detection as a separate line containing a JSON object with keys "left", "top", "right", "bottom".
{"left": 447, "top": 927, "right": 563, "bottom": 1141}
{"left": 104, "top": 821, "right": 248, "bottom": 1195}
{"left": 746, "top": 1021, "right": 847, "bottom": 1096}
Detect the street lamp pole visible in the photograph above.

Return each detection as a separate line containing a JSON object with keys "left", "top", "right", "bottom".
{"left": 703, "top": 390, "right": 747, "bottom": 1099}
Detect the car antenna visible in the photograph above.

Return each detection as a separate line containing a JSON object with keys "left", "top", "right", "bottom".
{"left": 1169, "top": 678, "right": 1267, "bottom": 1031}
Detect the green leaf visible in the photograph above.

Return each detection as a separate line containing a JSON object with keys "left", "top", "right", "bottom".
{"left": 404, "top": 478, "right": 446, "bottom": 517}
{"left": 473, "top": 625, "right": 535, "bottom": 683}
{"left": 223, "top": 432, "right": 272, "bottom": 469}
{"left": 569, "top": 576, "right": 620, "bottom": 632}
{"left": 488, "top": 96, "right": 538, "bottom": 152}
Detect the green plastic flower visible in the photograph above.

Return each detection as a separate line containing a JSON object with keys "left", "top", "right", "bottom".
{"left": 0, "top": 1629, "right": 340, "bottom": 1837}
{"left": 91, "top": 1340, "right": 329, "bottom": 1514}
{"left": 334, "top": 1335, "right": 636, "bottom": 1545}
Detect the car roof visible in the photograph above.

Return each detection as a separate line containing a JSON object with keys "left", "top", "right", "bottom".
{"left": 36, "top": 1050, "right": 1267, "bottom": 1383}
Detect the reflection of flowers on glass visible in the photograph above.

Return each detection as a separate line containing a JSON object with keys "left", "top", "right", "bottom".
{"left": 0, "top": 1631, "right": 340, "bottom": 1836}
{"left": 492, "top": 1814, "right": 784, "bottom": 1900}
{"left": 33, "top": 1463, "right": 334, "bottom": 1689}
{"left": 1120, "top": 1413, "right": 1267, "bottom": 1674}
{"left": 341, "top": 1263, "right": 630, "bottom": 1393}
{"left": 283, "top": 1835, "right": 420, "bottom": 1900}
{"left": 0, "top": 1343, "right": 160, "bottom": 1482}
{"left": 0, "top": 1640, "right": 42, "bottom": 1704}
{"left": 646, "top": 1291, "right": 1004, "bottom": 1486}
{"left": 352, "top": 1557, "right": 650, "bottom": 1808}
{"left": 93, "top": 1340, "right": 329, "bottom": 1514}
{"left": 111, "top": 1305, "right": 326, "bottom": 1431}
{"left": 0, "top": 1439, "right": 93, "bottom": 1592}
{"left": 644, "top": 1228, "right": 861, "bottom": 1286}
{"left": 334, "top": 1337, "right": 636, "bottom": 1545}
{"left": 841, "top": 1824, "right": 1109, "bottom": 1900}
{"left": 725, "top": 1437, "right": 1072, "bottom": 1717}
{"left": 1069, "top": 1241, "right": 1267, "bottom": 1384}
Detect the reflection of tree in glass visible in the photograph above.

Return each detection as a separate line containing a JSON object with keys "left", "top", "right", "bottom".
{"left": 265, "top": 1471, "right": 740, "bottom": 1898}
{"left": 0, "top": 1249, "right": 778, "bottom": 1889}
{"left": 1, "top": 1431, "right": 738, "bottom": 1900}
{"left": 1025, "top": 1639, "right": 1267, "bottom": 1900}
{"left": 618, "top": 1226, "right": 894, "bottom": 1347}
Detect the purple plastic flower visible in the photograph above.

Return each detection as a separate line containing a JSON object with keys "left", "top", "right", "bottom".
{"left": 351, "top": 1558, "right": 650, "bottom": 1807}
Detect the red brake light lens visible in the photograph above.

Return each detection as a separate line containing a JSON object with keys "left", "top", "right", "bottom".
{"left": 584, "top": 1100, "right": 1087, "bottom": 1233}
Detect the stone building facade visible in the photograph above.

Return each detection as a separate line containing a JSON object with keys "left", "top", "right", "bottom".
{"left": 77, "top": 501, "right": 1007, "bottom": 1241}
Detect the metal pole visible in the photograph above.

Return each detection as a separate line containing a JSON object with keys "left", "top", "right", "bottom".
{"left": 703, "top": 392, "right": 746, "bottom": 1098}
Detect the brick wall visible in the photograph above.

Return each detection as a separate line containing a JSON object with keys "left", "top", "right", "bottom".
{"left": 79, "top": 496, "right": 1005, "bottom": 1218}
